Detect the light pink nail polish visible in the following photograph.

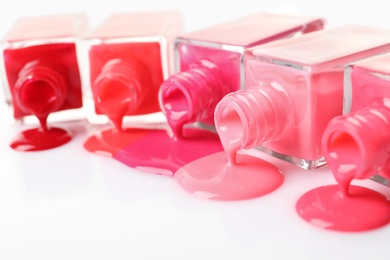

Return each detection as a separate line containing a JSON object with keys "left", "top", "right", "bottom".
{"left": 324, "top": 53, "right": 390, "bottom": 187}
{"left": 159, "top": 12, "right": 325, "bottom": 138}
{"left": 215, "top": 25, "right": 390, "bottom": 170}
{"left": 296, "top": 53, "right": 390, "bottom": 233}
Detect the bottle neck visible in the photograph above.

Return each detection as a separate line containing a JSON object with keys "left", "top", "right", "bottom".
{"left": 323, "top": 97, "right": 390, "bottom": 185}
{"left": 14, "top": 60, "right": 67, "bottom": 128}
{"left": 93, "top": 59, "right": 145, "bottom": 131}
{"left": 214, "top": 85, "right": 288, "bottom": 163}
{"left": 159, "top": 59, "right": 229, "bottom": 138}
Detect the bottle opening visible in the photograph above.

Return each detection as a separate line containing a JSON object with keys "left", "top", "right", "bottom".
{"left": 326, "top": 131, "right": 361, "bottom": 177}
{"left": 216, "top": 104, "right": 244, "bottom": 164}
{"left": 95, "top": 79, "right": 134, "bottom": 116}
{"left": 160, "top": 84, "right": 190, "bottom": 137}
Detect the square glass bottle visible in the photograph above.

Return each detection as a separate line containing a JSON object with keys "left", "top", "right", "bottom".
{"left": 0, "top": 13, "right": 88, "bottom": 125}
{"left": 158, "top": 12, "right": 325, "bottom": 137}
{"left": 215, "top": 25, "right": 390, "bottom": 169}
{"left": 83, "top": 11, "right": 183, "bottom": 129}
{"left": 322, "top": 53, "right": 390, "bottom": 187}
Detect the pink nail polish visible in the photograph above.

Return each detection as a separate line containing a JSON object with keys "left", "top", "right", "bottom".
{"left": 295, "top": 52, "right": 390, "bottom": 232}
{"left": 159, "top": 12, "right": 325, "bottom": 138}
{"left": 84, "top": 11, "right": 183, "bottom": 127}
{"left": 1, "top": 13, "right": 88, "bottom": 151}
{"left": 215, "top": 25, "right": 390, "bottom": 170}
{"left": 327, "top": 53, "right": 390, "bottom": 187}
{"left": 112, "top": 13, "right": 324, "bottom": 197}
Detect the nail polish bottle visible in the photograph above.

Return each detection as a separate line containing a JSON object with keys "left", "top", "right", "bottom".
{"left": 0, "top": 13, "right": 88, "bottom": 151}
{"left": 295, "top": 53, "right": 390, "bottom": 232}
{"left": 158, "top": 12, "right": 325, "bottom": 138}
{"left": 214, "top": 25, "right": 390, "bottom": 169}
{"left": 84, "top": 11, "right": 183, "bottom": 128}
{"left": 323, "top": 52, "right": 390, "bottom": 187}
{"left": 1, "top": 13, "right": 87, "bottom": 125}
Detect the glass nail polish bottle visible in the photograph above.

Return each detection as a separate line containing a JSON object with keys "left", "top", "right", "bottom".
{"left": 0, "top": 13, "right": 88, "bottom": 151}
{"left": 1, "top": 13, "right": 87, "bottom": 125}
{"left": 295, "top": 53, "right": 390, "bottom": 232}
{"left": 158, "top": 12, "right": 325, "bottom": 138}
{"left": 83, "top": 11, "right": 183, "bottom": 156}
{"left": 84, "top": 11, "right": 183, "bottom": 128}
{"left": 324, "top": 52, "right": 390, "bottom": 187}
{"left": 214, "top": 25, "right": 390, "bottom": 169}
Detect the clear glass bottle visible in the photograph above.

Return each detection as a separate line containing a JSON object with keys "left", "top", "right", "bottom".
{"left": 0, "top": 13, "right": 88, "bottom": 125}
{"left": 322, "top": 52, "right": 390, "bottom": 187}
{"left": 214, "top": 25, "right": 390, "bottom": 169}
{"left": 158, "top": 12, "right": 325, "bottom": 138}
{"left": 83, "top": 11, "right": 183, "bottom": 129}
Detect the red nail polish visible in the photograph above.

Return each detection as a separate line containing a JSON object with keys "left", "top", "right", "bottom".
{"left": 1, "top": 13, "right": 88, "bottom": 151}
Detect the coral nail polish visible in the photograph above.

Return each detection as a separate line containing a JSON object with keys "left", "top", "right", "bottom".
{"left": 296, "top": 53, "right": 390, "bottom": 232}
{"left": 0, "top": 13, "right": 87, "bottom": 151}
{"left": 83, "top": 11, "right": 183, "bottom": 156}
{"left": 159, "top": 12, "right": 325, "bottom": 138}
{"left": 84, "top": 11, "right": 183, "bottom": 125}
{"left": 215, "top": 25, "right": 390, "bottom": 170}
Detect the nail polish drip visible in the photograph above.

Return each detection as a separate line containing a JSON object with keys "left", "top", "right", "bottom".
{"left": 159, "top": 59, "right": 229, "bottom": 138}
{"left": 173, "top": 92, "right": 283, "bottom": 201}
{"left": 110, "top": 60, "right": 227, "bottom": 174}
{"left": 297, "top": 106, "right": 390, "bottom": 232}
{"left": 84, "top": 59, "right": 153, "bottom": 156}
{"left": 10, "top": 61, "right": 72, "bottom": 151}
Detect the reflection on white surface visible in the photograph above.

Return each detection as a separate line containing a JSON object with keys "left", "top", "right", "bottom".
{"left": 1, "top": 1, "right": 390, "bottom": 258}
{"left": 0, "top": 118, "right": 389, "bottom": 260}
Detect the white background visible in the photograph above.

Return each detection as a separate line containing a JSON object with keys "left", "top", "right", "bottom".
{"left": 0, "top": 1, "right": 390, "bottom": 259}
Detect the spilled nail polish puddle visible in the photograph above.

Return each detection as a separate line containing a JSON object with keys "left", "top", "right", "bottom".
{"left": 174, "top": 151, "right": 283, "bottom": 200}
{"left": 84, "top": 127, "right": 150, "bottom": 157}
{"left": 297, "top": 130, "right": 390, "bottom": 231}
{"left": 173, "top": 98, "right": 283, "bottom": 201}
{"left": 296, "top": 184, "right": 390, "bottom": 232}
{"left": 11, "top": 127, "right": 72, "bottom": 151}
{"left": 114, "top": 128, "right": 224, "bottom": 176}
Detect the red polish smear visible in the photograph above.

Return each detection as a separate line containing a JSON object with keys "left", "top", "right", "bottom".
{"left": 10, "top": 127, "right": 72, "bottom": 152}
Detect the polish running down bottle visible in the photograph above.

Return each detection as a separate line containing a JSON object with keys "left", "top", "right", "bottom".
{"left": 83, "top": 11, "right": 183, "bottom": 156}
{"left": 215, "top": 25, "right": 390, "bottom": 170}
{"left": 84, "top": 11, "right": 183, "bottom": 127}
{"left": 158, "top": 12, "right": 325, "bottom": 138}
{"left": 296, "top": 53, "right": 390, "bottom": 232}
{"left": 0, "top": 13, "right": 88, "bottom": 151}
{"left": 112, "top": 12, "right": 324, "bottom": 180}
{"left": 325, "top": 52, "right": 390, "bottom": 187}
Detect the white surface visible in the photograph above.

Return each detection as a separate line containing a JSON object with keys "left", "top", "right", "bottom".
{"left": 0, "top": 1, "right": 390, "bottom": 259}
